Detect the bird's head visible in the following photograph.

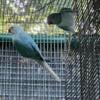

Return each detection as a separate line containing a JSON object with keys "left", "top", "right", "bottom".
{"left": 8, "top": 25, "right": 23, "bottom": 35}
{"left": 47, "top": 13, "right": 61, "bottom": 25}
{"left": 60, "top": 8, "right": 73, "bottom": 13}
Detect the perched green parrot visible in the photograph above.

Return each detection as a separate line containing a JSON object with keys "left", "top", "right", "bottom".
{"left": 8, "top": 25, "right": 61, "bottom": 82}
{"left": 47, "top": 8, "right": 75, "bottom": 55}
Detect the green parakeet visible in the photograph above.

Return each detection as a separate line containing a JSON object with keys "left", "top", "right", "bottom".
{"left": 8, "top": 25, "right": 61, "bottom": 82}
{"left": 47, "top": 8, "right": 75, "bottom": 55}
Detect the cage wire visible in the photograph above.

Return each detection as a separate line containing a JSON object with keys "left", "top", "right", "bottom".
{"left": 73, "top": 0, "right": 100, "bottom": 100}
{"left": 0, "top": 0, "right": 100, "bottom": 100}
{"left": 0, "top": 0, "right": 72, "bottom": 100}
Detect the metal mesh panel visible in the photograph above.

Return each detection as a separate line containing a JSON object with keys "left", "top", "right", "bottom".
{"left": 74, "top": 0, "right": 100, "bottom": 35}
{"left": 80, "top": 35, "right": 100, "bottom": 100}
{"left": 0, "top": 35, "right": 82, "bottom": 100}
{"left": 0, "top": 35, "right": 65, "bottom": 100}
{"left": 73, "top": 0, "right": 100, "bottom": 100}
{"left": 64, "top": 51, "right": 81, "bottom": 100}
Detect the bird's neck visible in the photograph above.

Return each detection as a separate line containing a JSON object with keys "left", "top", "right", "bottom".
{"left": 12, "top": 31, "right": 25, "bottom": 41}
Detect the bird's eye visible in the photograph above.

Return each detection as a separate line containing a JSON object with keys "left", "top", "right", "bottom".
{"left": 8, "top": 27, "right": 13, "bottom": 33}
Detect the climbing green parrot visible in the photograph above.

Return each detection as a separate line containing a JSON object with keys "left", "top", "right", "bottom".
{"left": 8, "top": 25, "right": 61, "bottom": 82}
{"left": 47, "top": 8, "right": 75, "bottom": 55}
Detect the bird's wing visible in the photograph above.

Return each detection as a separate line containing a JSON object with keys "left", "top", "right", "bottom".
{"left": 28, "top": 35, "right": 43, "bottom": 56}
{"left": 14, "top": 32, "right": 44, "bottom": 61}
{"left": 58, "top": 12, "right": 75, "bottom": 33}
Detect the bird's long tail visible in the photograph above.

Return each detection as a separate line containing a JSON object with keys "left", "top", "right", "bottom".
{"left": 38, "top": 61, "right": 61, "bottom": 82}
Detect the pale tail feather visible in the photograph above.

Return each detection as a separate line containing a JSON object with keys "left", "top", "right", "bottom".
{"left": 38, "top": 61, "right": 61, "bottom": 82}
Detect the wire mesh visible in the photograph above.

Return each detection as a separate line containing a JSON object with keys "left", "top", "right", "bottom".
{"left": 0, "top": 0, "right": 73, "bottom": 99}
{"left": 0, "top": 0, "right": 100, "bottom": 100}
{"left": 73, "top": 0, "right": 100, "bottom": 100}
{"left": 0, "top": 0, "right": 72, "bottom": 100}
{"left": 79, "top": 35, "right": 100, "bottom": 100}
{"left": 0, "top": 34, "right": 66, "bottom": 100}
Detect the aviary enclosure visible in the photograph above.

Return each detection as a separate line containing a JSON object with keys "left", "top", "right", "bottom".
{"left": 0, "top": 0, "right": 100, "bottom": 100}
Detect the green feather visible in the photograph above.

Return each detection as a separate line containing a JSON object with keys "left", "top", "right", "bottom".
{"left": 14, "top": 40, "right": 43, "bottom": 61}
